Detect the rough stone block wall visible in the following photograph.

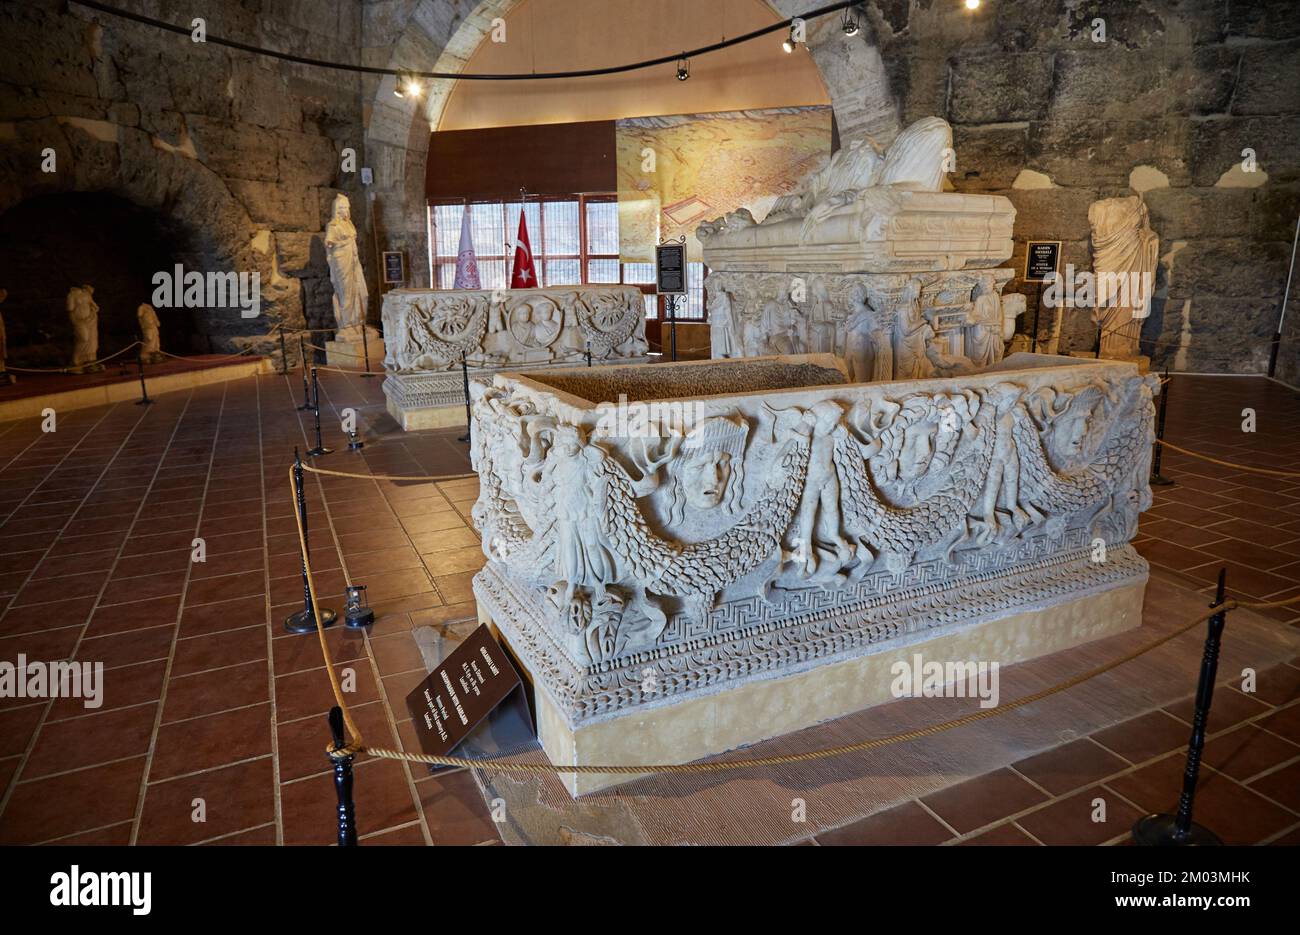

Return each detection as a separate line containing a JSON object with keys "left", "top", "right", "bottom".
{"left": 0, "top": 0, "right": 369, "bottom": 352}
{"left": 863, "top": 0, "right": 1300, "bottom": 381}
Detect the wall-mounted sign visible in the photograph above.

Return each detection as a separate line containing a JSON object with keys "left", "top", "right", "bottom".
{"left": 655, "top": 242, "right": 686, "bottom": 294}
{"left": 405, "top": 624, "right": 523, "bottom": 758}
{"left": 1024, "top": 241, "right": 1062, "bottom": 282}
{"left": 382, "top": 251, "right": 406, "bottom": 284}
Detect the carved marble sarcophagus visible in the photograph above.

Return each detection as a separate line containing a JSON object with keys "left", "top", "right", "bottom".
{"left": 381, "top": 285, "right": 649, "bottom": 429}
{"left": 469, "top": 353, "right": 1156, "bottom": 795}
{"left": 700, "top": 116, "right": 1022, "bottom": 383}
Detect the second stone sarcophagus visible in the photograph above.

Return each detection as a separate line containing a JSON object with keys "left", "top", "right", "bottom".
{"left": 469, "top": 353, "right": 1157, "bottom": 795}
{"left": 381, "top": 285, "right": 649, "bottom": 429}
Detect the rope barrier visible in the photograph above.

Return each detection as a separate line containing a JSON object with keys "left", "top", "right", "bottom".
{"left": 1154, "top": 438, "right": 1300, "bottom": 478}
{"left": 288, "top": 463, "right": 1300, "bottom": 775}
{"left": 4, "top": 341, "right": 142, "bottom": 373}
{"left": 156, "top": 347, "right": 258, "bottom": 363}
{"left": 302, "top": 464, "right": 476, "bottom": 483}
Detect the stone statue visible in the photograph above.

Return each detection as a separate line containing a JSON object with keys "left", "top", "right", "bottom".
{"left": 844, "top": 287, "right": 888, "bottom": 383}
{"left": 325, "top": 193, "right": 369, "bottom": 339}
{"left": 137, "top": 303, "right": 164, "bottom": 363}
{"left": 1088, "top": 196, "right": 1159, "bottom": 360}
{"left": 67, "top": 285, "right": 102, "bottom": 373}
{"left": 892, "top": 279, "right": 933, "bottom": 380}
{"left": 965, "top": 280, "right": 1004, "bottom": 369}
{"left": 0, "top": 288, "right": 11, "bottom": 383}
{"left": 707, "top": 283, "right": 739, "bottom": 359}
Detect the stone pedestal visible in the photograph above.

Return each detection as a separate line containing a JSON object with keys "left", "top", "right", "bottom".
{"left": 325, "top": 329, "right": 384, "bottom": 371}
{"left": 1069, "top": 351, "right": 1151, "bottom": 374}
{"left": 480, "top": 571, "right": 1146, "bottom": 796}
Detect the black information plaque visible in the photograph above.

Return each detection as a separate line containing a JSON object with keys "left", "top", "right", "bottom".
{"left": 1023, "top": 241, "right": 1061, "bottom": 282}
{"left": 404, "top": 624, "right": 523, "bottom": 757}
{"left": 382, "top": 250, "right": 406, "bottom": 284}
{"left": 656, "top": 242, "right": 686, "bottom": 294}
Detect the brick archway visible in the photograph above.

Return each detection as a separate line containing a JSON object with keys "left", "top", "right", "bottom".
{"left": 362, "top": 0, "right": 899, "bottom": 288}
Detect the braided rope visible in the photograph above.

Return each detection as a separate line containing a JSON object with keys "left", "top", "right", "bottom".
{"left": 1154, "top": 438, "right": 1300, "bottom": 478}
{"left": 292, "top": 463, "right": 1300, "bottom": 775}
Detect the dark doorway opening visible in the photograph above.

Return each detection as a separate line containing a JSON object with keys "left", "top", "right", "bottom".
{"left": 0, "top": 192, "right": 199, "bottom": 367}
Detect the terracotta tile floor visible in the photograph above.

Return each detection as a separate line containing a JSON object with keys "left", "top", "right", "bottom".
{"left": 0, "top": 370, "right": 1297, "bottom": 845}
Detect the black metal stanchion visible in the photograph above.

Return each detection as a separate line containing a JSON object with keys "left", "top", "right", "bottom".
{"left": 457, "top": 351, "right": 471, "bottom": 444}
{"left": 360, "top": 324, "right": 376, "bottom": 379}
{"left": 668, "top": 295, "right": 679, "bottom": 362}
{"left": 278, "top": 328, "right": 289, "bottom": 376}
{"left": 586, "top": 340, "right": 592, "bottom": 367}
{"left": 1095, "top": 322, "right": 1104, "bottom": 359}
{"left": 327, "top": 706, "right": 358, "bottom": 846}
{"left": 1132, "top": 568, "right": 1227, "bottom": 846}
{"left": 285, "top": 447, "right": 337, "bottom": 633}
{"left": 298, "top": 336, "right": 312, "bottom": 411}
{"left": 1030, "top": 287, "right": 1041, "bottom": 354}
{"left": 307, "top": 367, "right": 332, "bottom": 457}
{"left": 134, "top": 352, "right": 153, "bottom": 406}
{"left": 1151, "top": 367, "right": 1174, "bottom": 486}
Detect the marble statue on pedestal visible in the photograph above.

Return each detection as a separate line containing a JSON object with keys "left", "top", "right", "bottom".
{"left": 325, "top": 193, "right": 370, "bottom": 339}
{"left": 1089, "top": 196, "right": 1159, "bottom": 361}
{"left": 137, "top": 303, "right": 164, "bottom": 363}
{"left": 67, "top": 285, "right": 102, "bottom": 373}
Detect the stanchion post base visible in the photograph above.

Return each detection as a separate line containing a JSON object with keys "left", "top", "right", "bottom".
{"left": 284, "top": 607, "right": 338, "bottom": 634}
{"left": 1150, "top": 474, "right": 1175, "bottom": 486}
{"left": 135, "top": 398, "right": 154, "bottom": 406}
{"left": 306, "top": 446, "right": 333, "bottom": 457}
{"left": 1132, "top": 813, "right": 1222, "bottom": 846}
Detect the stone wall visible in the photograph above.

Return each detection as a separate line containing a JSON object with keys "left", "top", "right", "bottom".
{"left": 861, "top": 0, "right": 1300, "bottom": 379}
{"left": 0, "top": 0, "right": 370, "bottom": 352}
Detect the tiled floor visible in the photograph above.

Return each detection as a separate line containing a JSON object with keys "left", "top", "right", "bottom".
{"left": 0, "top": 370, "right": 1296, "bottom": 845}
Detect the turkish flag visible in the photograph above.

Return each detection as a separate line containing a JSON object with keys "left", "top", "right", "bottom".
{"left": 509, "top": 209, "right": 538, "bottom": 288}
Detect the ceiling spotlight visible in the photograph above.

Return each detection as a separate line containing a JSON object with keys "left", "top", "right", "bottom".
{"left": 393, "top": 71, "right": 422, "bottom": 98}
{"left": 676, "top": 54, "right": 689, "bottom": 81}
{"left": 782, "top": 26, "right": 796, "bottom": 53}
{"left": 964, "top": 0, "right": 981, "bottom": 9}
{"left": 841, "top": 7, "right": 860, "bottom": 36}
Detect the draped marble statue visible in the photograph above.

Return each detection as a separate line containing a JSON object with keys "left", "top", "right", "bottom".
{"left": 1088, "top": 196, "right": 1159, "bottom": 361}
{"left": 67, "top": 285, "right": 102, "bottom": 373}
{"left": 325, "top": 193, "right": 369, "bottom": 338}
{"left": 137, "top": 303, "right": 163, "bottom": 363}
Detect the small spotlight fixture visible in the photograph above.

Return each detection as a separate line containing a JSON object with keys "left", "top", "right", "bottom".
{"left": 676, "top": 54, "right": 689, "bottom": 81}
{"left": 393, "top": 71, "right": 422, "bottom": 98}
{"left": 782, "top": 26, "right": 796, "bottom": 53}
{"left": 841, "top": 7, "right": 861, "bottom": 36}
{"left": 964, "top": 0, "right": 981, "bottom": 9}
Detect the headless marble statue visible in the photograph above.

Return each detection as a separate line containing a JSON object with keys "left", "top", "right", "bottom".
{"left": 137, "top": 303, "right": 164, "bottom": 363}
{"left": 67, "top": 285, "right": 102, "bottom": 373}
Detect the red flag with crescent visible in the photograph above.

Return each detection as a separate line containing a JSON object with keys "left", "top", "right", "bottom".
{"left": 509, "top": 209, "right": 538, "bottom": 289}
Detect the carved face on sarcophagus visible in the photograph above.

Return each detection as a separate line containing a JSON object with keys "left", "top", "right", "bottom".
{"left": 468, "top": 352, "right": 1157, "bottom": 794}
